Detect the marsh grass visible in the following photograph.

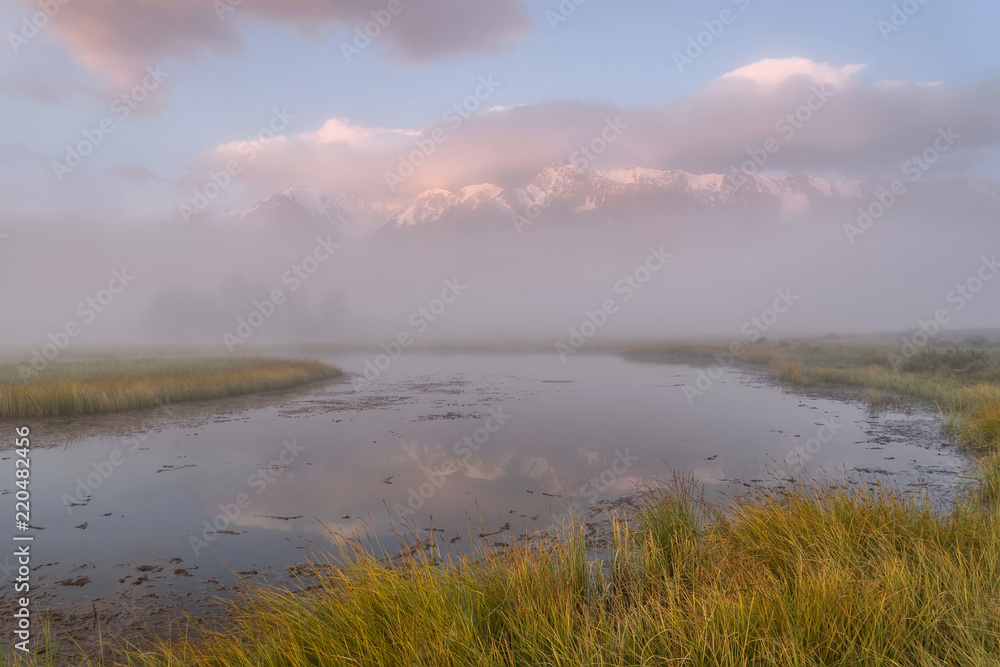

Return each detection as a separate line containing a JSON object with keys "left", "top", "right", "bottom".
{"left": 0, "top": 357, "right": 342, "bottom": 418}
{"left": 112, "top": 477, "right": 1000, "bottom": 667}
{"left": 972, "top": 452, "right": 1000, "bottom": 506}
{"left": 777, "top": 360, "right": 803, "bottom": 383}
{"left": 16, "top": 341, "right": 1000, "bottom": 665}
{"left": 865, "top": 388, "right": 893, "bottom": 408}
{"left": 779, "top": 364, "right": 1000, "bottom": 456}
{"left": 627, "top": 340, "right": 1000, "bottom": 455}
{"left": 0, "top": 621, "right": 56, "bottom": 667}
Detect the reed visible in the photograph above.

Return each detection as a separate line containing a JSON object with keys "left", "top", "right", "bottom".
{"left": 0, "top": 357, "right": 342, "bottom": 418}
{"left": 777, "top": 360, "right": 803, "bottom": 383}
{"left": 12, "top": 341, "right": 1000, "bottom": 665}
{"left": 112, "top": 477, "right": 1000, "bottom": 666}
{"left": 776, "top": 363, "right": 1000, "bottom": 454}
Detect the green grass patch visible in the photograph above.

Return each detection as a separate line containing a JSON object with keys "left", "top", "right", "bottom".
{"left": 0, "top": 357, "right": 342, "bottom": 418}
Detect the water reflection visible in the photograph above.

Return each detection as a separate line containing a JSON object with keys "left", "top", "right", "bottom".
{"left": 1, "top": 353, "right": 971, "bottom": 610}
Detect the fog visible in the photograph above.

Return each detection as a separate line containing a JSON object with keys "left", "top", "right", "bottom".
{"left": 2, "top": 192, "right": 998, "bottom": 359}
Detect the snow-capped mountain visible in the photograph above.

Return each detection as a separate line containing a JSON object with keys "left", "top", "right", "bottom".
{"left": 221, "top": 187, "right": 393, "bottom": 237}
{"left": 222, "top": 166, "right": 1000, "bottom": 235}
{"left": 385, "top": 164, "right": 877, "bottom": 227}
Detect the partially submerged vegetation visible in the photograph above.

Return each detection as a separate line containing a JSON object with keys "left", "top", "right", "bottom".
{"left": 626, "top": 337, "right": 1000, "bottom": 509}
{"left": 0, "top": 356, "right": 342, "bottom": 418}
{"left": 96, "top": 477, "right": 1000, "bottom": 665}
{"left": 625, "top": 338, "right": 1000, "bottom": 448}
{"left": 11, "top": 338, "right": 1000, "bottom": 665}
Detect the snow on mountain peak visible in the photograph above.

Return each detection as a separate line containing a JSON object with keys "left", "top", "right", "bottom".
{"left": 598, "top": 167, "right": 725, "bottom": 192}
{"left": 395, "top": 189, "right": 460, "bottom": 227}
{"left": 279, "top": 187, "right": 338, "bottom": 220}
{"left": 458, "top": 183, "right": 504, "bottom": 204}
{"left": 228, "top": 163, "right": 961, "bottom": 234}
{"left": 531, "top": 162, "right": 590, "bottom": 190}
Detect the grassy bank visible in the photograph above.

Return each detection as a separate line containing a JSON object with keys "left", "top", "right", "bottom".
{"left": 12, "top": 341, "right": 1000, "bottom": 665}
{"left": 625, "top": 340, "right": 1000, "bottom": 450}
{"left": 0, "top": 357, "right": 342, "bottom": 418}
{"left": 83, "top": 478, "right": 999, "bottom": 666}
{"left": 626, "top": 339, "right": 1000, "bottom": 509}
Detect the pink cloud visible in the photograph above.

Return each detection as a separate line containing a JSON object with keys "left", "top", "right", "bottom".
{"left": 185, "top": 58, "right": 1000, "bottom": 205}
{"left": 40, "top": 0, "right": 529, "bottom": 84}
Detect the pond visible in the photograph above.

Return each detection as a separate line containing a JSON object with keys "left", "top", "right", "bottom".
{"left": 0, "top": 352, "right": 971, "bottom": 624}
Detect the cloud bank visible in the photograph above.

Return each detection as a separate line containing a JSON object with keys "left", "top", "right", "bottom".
{"left": 188, "top": 58, "right": 1000, "bottom": 205}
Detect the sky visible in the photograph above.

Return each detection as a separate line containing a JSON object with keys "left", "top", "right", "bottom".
{"left": 2, "top": 0, "right": 999, "bottom": 223}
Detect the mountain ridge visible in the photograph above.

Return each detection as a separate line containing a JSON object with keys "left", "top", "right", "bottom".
{"left": 217, "top": 165, "right": 1000, "bottom": 236}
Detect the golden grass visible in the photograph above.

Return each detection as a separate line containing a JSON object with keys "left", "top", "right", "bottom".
{"left": 778, "top": 364, "right": 1000, "bottom": 454}
{"left": 866, "top": 388, "right": 893, "bottom": 408}
{"left": 961, "top": 399, "right": 1000, "bottom": 450}
{"left": 777, "top": 361, "right": 803, "bottom": 383}
{"left": 626, "top": 339, "right": 1000, "bottom": 456}
{"left": 105, "top": 477, "right": 1000, "bottom": 667}
{"left": 972, "top": 451, "right": 1000, "bottom": 506}
{"left": 10, "top": 341, "right": 1000, "bottom": 665}
{"left": 0, "top": 357, "right": 342, "bottom": 418}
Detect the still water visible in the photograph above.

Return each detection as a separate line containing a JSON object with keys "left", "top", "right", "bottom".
{"left": 0, "top": 353, "right": 971, "bottom": 614}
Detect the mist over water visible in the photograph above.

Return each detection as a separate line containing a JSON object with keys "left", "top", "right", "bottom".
{"left": 2, "top": 203, "right": 998, "bottom": 354}
{"left": 4, "top": 2, "right": 1000, "bottom": 660}
{"left": 11, "top": 354, "right": 971, "bottom": 609}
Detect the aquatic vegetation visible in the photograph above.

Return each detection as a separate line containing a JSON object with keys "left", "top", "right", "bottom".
{"left": 972, "top": 451, "right": 1000, "bottom": 506}
{"left": 865, "top": 388, "right": 893, "bottom": 408}
{"left": 777, "top": 360, "right": 803, "bottom": 383}
{"left": 960, "top": 397, "right": 1000, "bottom": 451}
{"left": 0, "top": 357, "right": 342, "bottom": 418}
{"left": 118, "top": 478, "right": 1000, "bottom": 666}
{"left": 11, "top": 341, "right": 1000, "bottom": 665}
{"left": 777, "top": 361, "right": 1000, "bottom": 454}
{"left": 626, "top": 339, "right": 1000, "bottom": 454}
